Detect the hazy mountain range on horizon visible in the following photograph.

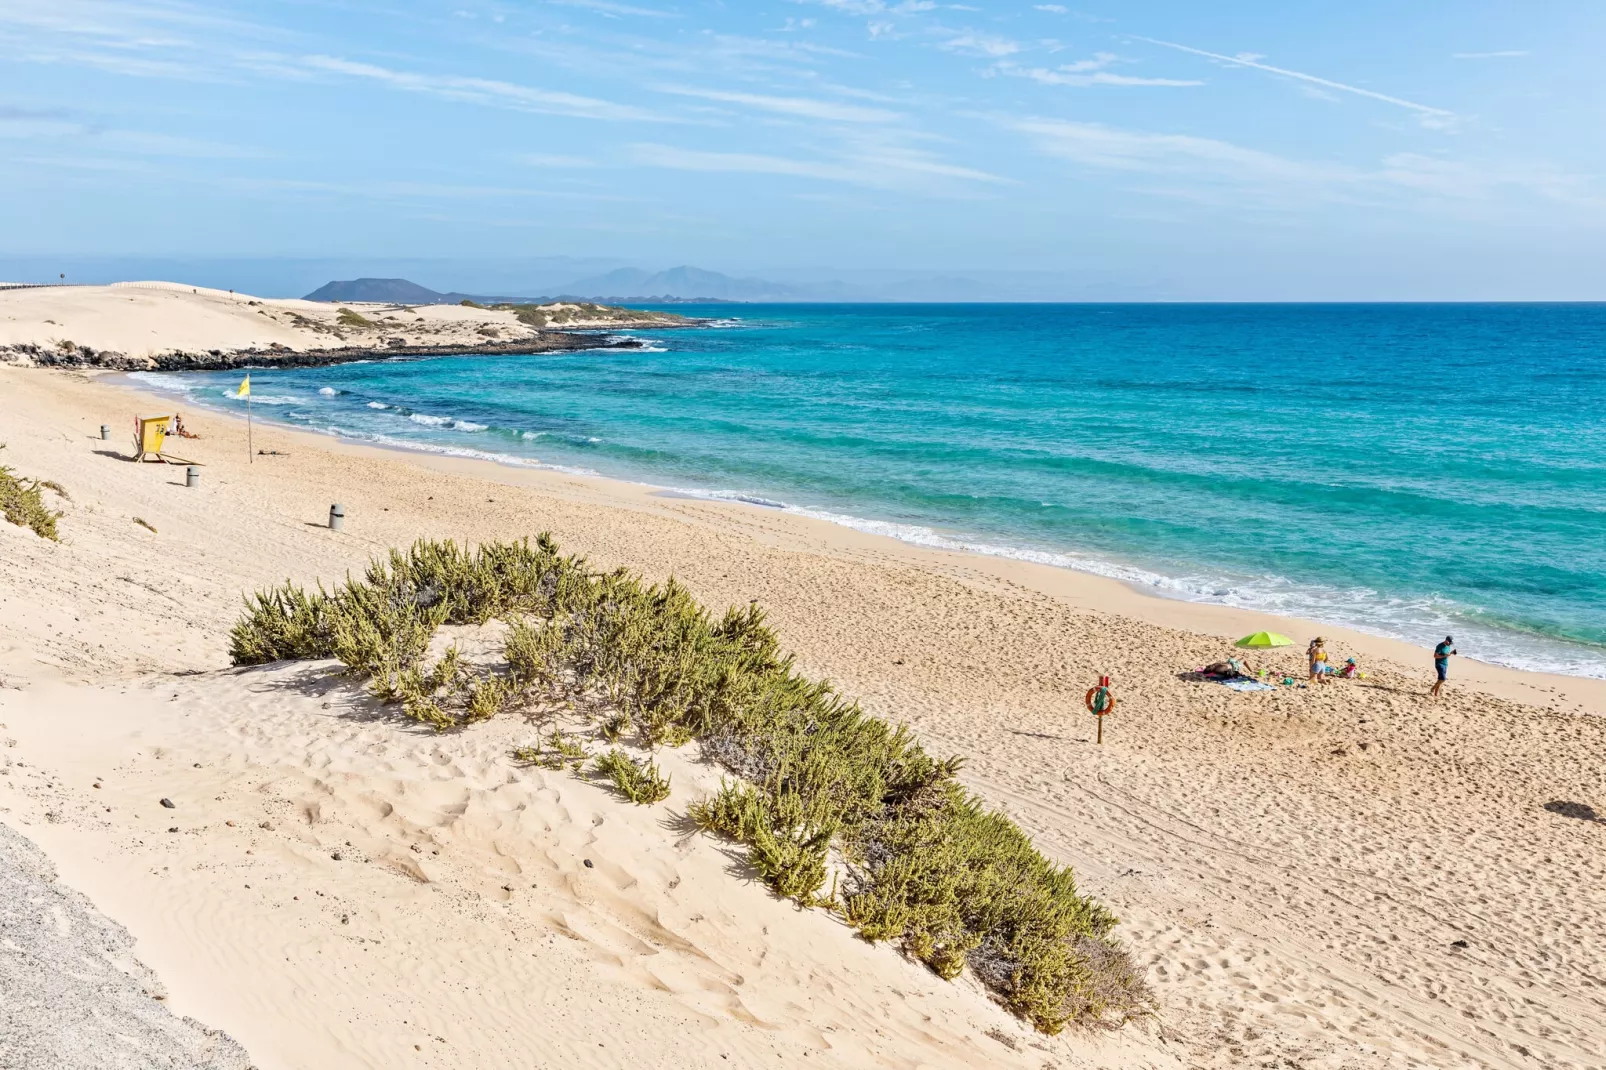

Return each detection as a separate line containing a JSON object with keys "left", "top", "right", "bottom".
{"left": 301, "top": 265, "right": 1150, "bottom": 304}
{"left": 0, "top": 255, "right": 1183, "bottom": 303}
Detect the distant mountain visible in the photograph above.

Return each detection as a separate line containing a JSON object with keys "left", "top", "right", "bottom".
{"left": 303, "top": 267, "right": 1066, "bottom": 306}
{"left": 553, "top": 265, "right": 803, "bottom": 301}
{"left": 302, "top": 278, "right": 526, "bottom": 304}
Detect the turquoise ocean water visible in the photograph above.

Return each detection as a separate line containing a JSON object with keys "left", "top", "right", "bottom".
{"left": 133, "top": 303, "right": 1606, "bottom": 678}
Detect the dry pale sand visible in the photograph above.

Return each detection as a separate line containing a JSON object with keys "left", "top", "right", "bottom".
{"left": 0, "top": 282, "right": 680, "bottom": 366}
{"left": 1, "top": 365, "right": 1603, "bottom": 1070}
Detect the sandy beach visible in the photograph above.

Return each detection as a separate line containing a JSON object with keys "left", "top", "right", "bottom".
{"left": 2, "top": 361, "right": 1603, "bottom": 1070}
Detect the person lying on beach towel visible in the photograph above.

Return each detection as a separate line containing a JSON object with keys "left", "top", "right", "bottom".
{"left": 1201, "top": 656, "right": 1257, "bottom": 680}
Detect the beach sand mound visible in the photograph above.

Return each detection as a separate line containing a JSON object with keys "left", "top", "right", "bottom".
{"left": 0, "top": 282, "right": 682, "bottom": 369}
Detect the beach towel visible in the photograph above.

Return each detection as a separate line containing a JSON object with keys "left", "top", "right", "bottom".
{"left": 1220, "top": 679, "right": 1275, "bottom": 692}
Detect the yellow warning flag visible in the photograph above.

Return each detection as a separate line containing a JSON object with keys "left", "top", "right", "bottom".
{"left": 235, "top": 374, "right": 251, "bottom": 398}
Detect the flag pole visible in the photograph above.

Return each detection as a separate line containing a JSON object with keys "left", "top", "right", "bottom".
{"left": 247, "top": 390, "right": 253, "bottom": 463}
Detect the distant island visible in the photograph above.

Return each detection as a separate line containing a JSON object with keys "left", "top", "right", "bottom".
{"left": 305, "top": 270, "right": 762, "bottom": 306}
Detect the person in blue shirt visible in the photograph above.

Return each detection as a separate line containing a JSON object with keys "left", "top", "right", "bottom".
{"left": 1430, "top": 636, "right": 1457, "bottom": 698}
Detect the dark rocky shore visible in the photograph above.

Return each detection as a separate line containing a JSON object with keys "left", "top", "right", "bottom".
{"left": 1, "top": 331, "right": 650, "bottom": 373}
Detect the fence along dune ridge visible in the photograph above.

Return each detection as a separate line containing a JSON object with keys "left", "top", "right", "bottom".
{"left": 228, "top": 535, "right": 1151, "bottom": 1033}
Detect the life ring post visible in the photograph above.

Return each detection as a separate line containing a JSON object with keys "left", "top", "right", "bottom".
{"left": 1085, "top": 675, "right": 1116, "bottom": 744}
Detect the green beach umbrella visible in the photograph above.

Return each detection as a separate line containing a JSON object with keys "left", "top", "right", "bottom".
{"left": 1236, "top": 631, "right": 1293, "bottom": 649}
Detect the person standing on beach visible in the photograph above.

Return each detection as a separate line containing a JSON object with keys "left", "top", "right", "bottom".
{"left": 1308, "top": 637, "right": 1329, "bottom": 684}
{"left": 1430, "top": 636, "right": 1456, "bottom": 697}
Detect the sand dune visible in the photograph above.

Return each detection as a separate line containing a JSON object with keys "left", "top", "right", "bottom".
{"left": 1, "top": 365, "right": 1602, "bottom": 1069}
{"left": 0, "top": 282, "right": 683, "bottom": 368}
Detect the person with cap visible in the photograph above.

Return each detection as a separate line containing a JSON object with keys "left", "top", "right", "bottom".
{"left": 1430, "top": 636, "right": 1457, "bottom": 698}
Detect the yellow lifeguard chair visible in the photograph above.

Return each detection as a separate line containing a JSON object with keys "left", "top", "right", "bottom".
{"left": 133, "top": 414, "right": 197, "bottom": 464}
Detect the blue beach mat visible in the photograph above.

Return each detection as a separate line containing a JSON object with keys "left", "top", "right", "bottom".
{"left": 1219, "top": 679, "right": 1276, "bottom": 692}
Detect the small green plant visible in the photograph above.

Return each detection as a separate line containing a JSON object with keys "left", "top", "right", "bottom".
{"left": 593, "top": 749, "right": 671, "bottom": 805}
{"left": 459, "top": 299, "right": 484, "bottom": 308}
{"left": 0, "top": 446, "right": 64, "bottom": 540}
{"left": 336, "top": 307, "right": 374, "bottom": 327}
{"left": 514, "top": 730, "right": 588, "bottom": 771}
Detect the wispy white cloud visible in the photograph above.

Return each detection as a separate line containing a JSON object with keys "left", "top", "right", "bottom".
{"left": 804, "top": 0, "right": 937, "bottom": 14}
{"left": 1452, "top": 50, "right": 1530, "bottom": 60}
{"left": 1004, "top": 115, "right": 1604, "bottom": 215}
{"left": 0, "top": 104, "right": 269, "bottom": 158}
{"left": 1378, "top": 152, "right": 1601, "bottom": 207}
{"left": 1135, "top": 37, "right": 1456, "bottom": 127}
{"left": 518, "top": 153, "right": 600, "bottom": 168}
{"left": 546, "top": 0, "right": 676, "bottom": 17}
{"left": 995, "top": 52, "right": 1203, "bottom": 87}
{"left": 301, "top": 55, "right": 661, "bottom": 122}
{"left": 1008, "top": 117, "right": 1346, "bottom": 183}
{"left": 655, "top": 85, "right": 901, "bottom": 123}
{"left": 633, "top": 143, "right": 863, "bottom": 180}
{"left": 940, "top": 32, "right": 1021, "bottom": 58}
{"left": 631, "top": 140, "right": 1007, "bottom": 189}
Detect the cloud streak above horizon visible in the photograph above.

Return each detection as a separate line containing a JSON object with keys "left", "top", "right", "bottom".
{"left": 1134, "top": 37, "right": 1456, "bottom": 125}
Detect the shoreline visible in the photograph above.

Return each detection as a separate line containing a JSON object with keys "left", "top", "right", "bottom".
{"left": 115, "top": 366, "right": 1606, "bottom": 708}
{"left": 3, "top": 363, "right": 1604, "bottom": 1069}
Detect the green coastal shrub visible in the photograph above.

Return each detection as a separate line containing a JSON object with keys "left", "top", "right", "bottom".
{"left": 593, "top": 749, "right": 671, "bottom": 805}
{"left": 229, "top": 536, "right": 1150, "bottom": 1032}
{"left": 336, "top": 307, "right": 374, "bottom": 327}
{"left": 0, "top": 446, "right": 64, "bottom": 541}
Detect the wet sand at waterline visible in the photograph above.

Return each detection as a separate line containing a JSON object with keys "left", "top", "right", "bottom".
{"left": 1, "top": 365, "right": 1602, "bottom": 1069}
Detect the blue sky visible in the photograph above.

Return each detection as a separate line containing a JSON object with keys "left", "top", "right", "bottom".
{"left": 3, "top": 1, "right": 1604, "bottom": 298}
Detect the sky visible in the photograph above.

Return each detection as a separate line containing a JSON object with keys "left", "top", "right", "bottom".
{"left": 3, "top": 1, "right": 1605, "bottom": 299}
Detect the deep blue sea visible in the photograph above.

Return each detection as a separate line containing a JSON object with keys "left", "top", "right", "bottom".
{"left": 134, "top": 303, "right": 1606, "bottom": 678}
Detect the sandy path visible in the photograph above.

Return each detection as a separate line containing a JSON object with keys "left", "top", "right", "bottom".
{"left": 0, "top": 365, "right": 1602, "bottom": 1069}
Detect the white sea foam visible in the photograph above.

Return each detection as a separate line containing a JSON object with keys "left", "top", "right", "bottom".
{"left": 521, "top": 431, "right": 547, "bottom": 440}
{"left": 127, "top": 371, "right": 194, "bottom": 395}
{"left": 224, "top": 392, "right": 299, "bottom": 405}
{"left": 406, "top": 413, "right": 487, "bottom": 432}
{"left": 367, "top": 401, "right": 388, "bottom": 409}
{"left": 318, "top": 387, "right": 339, "bottom": 396}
